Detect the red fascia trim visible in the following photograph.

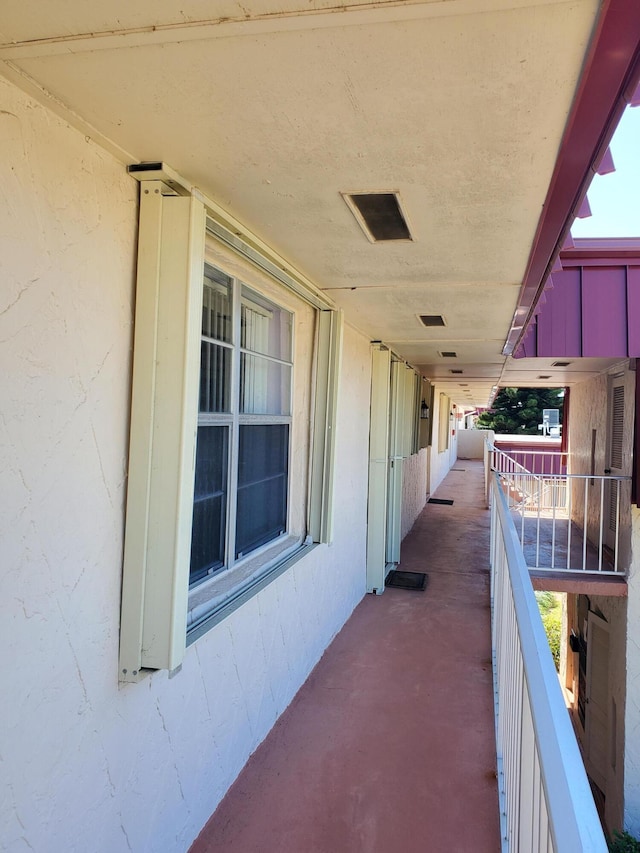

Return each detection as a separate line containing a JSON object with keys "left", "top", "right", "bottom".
{"left": 560, "top": 236, "right": 640, "bottom": 264}
{"left": 503, "top": 0, "right": 640, "bottom": 356}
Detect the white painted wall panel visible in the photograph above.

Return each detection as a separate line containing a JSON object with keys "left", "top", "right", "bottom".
{"left": 0, "top": 78, "right": 371, "bottom": 853}
{"left": 401, "top": 448, "right": 428, "bottom": 540}
{"left": 428, "top": 385, "right": 458, "bottom": 494}
{"left": 458, "top": 428, "right": 492, "bottom": 459}
{"left": 567, "top": 369, "right": 636, "bottom": 834}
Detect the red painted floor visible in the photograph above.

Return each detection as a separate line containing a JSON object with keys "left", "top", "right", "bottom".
{"left": 190, "top": 460, "right": 500, "bottom": 853}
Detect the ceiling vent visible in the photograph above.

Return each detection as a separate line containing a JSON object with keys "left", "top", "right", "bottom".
{"left": 418, "top": 314, "right": 446, "bottom": 327}
{"left": 537, "top": 375, "right": 552, "bottom": 379}
{"left": 450, "top": 369, "right": 463, "bottom": 374}
{"left": 552, "top": 361, "right": 572, "bottom": 367}
{"left": 343, "top": 192, "right": 412, "bottom": 242}
{"left": 440, "top": 351, "right": 457, "bottom": 358}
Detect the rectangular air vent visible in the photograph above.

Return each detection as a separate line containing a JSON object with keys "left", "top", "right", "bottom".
{"left": 450, "top": 369, "right": 463, "bottom": 374}
{"left": 419, "top": 314, "right": 446, "bottom": 327}
{"left": 552, "top": 361, "right": 572, "bottom": 367}
{"left": 440, "top": 351, "right": 457, "bottom": 358}
{"left": 343, "top": 192, "right": 412, "bottom": 242}
{"left": 537, "top": 375, "right": 552, "bottom": 379}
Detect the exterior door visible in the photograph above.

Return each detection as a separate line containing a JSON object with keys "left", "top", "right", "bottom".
{"left": 585, "top": 611, "right": 610, "bottom": 792}
{"left": 605, "top": 378, "right": 625, "bottom": 551}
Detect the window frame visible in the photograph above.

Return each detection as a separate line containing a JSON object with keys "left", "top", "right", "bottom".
{"left": 191, "top": 267, "right": 296, "bottom": 584}
{"left": 119, "top": 169, "right": 342, "bottom": 682}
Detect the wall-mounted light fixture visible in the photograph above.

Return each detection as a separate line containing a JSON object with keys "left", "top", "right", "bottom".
{"left": 420, "top": 400, "right": 429, "bottom": 419}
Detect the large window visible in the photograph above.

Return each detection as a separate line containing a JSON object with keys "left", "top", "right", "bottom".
{"left": 190, "top": 266, "right": 294, "bottom": 584}
{"left": 119, "top": 178, "right": 342, "bottom": 680}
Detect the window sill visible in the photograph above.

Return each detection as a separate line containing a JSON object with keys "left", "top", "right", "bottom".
{"left": 186, "top": 536, "right": 317, "bottom": 644}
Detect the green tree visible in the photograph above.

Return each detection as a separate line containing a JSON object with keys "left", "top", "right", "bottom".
{"left": 476, "top": 387, "right": 564, "bottom": 435}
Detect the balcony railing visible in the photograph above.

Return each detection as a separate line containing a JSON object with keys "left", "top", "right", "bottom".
{"left": 490, "top": 446, "right": 630, "bottom": 575}
{"left": 490, "top": 471, "right": 607, "bottom": 852}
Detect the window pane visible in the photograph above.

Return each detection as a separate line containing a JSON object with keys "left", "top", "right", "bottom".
{"left": 236, "top": 424, "right": 289, "bottom": 558}
{"left": 200, "top": 342, "right": 231, "bottom": 413}
{"left": 203, "top": 265, "right": 232, "bottom": 343}
{"left": 190, "top": 426, "right": 228, "bottom": 583}
{"left": 240, "top": 353, "right": 291, "bottom": 415}
{"left": 241, "top": 286, "right": 292, "bottom": 360}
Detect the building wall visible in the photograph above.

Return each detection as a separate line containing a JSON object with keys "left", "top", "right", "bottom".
{"left": 625, "top": 505, "right": 640, "bottom": 838}
{"left": 566, "top": 366, "right": 640, "bottom": 835}
{"left": 567, "top": 367, "right": 634, "bottom": 569}
{"left": 428, "top": 386, "right": 458, "bottom": 494}
{"left": 1, "top": 78, "right": 371, "bottom": 853}
{"left": 458, "top": 428, "right": 493, "bottom": 460}
{"left": 564, "top": 592, "right": 627, "bottom": 833}
{"left": 401, "top": 447, "right": 428, "bottom": 540}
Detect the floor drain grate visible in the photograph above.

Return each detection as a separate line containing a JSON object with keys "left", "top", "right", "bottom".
{"left": 385, "top": 571, "right": 428, "bottom": 591}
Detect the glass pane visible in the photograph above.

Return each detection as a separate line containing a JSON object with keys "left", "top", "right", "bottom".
{"left": 240, "top": 286, "right": 292, "bottom": 361}
{"left": 190, "top": 426, "right": 228, "bottom": 583}
{"left": 240, "top": 353, "right": 291, "bottom": 415}
{"left": 202, "top": 265, "right": 232, "bottom": 343}
{"left": 236, "top": 424, "right": 289, "bottom": 558}
{"left": 200, "top": 342, "right": 231, "bottom": 413}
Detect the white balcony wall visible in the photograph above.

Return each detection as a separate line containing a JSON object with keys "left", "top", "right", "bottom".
{"left": 0, "top": 77, "right": 372, "bottom": 853}
{"left": 565, "top": 368, "right": 640, "bottom": 835}
{"left": 458, "top": 428, "right": 494, "bottom": 460}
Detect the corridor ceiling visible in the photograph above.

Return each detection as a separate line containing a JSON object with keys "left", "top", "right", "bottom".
{"left": 0, "top": 0, "right": 631, "bottom": 407}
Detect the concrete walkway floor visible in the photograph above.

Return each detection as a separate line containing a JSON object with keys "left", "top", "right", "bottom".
{"left": 190, "top": 460, "right": 500, "bottom": 853}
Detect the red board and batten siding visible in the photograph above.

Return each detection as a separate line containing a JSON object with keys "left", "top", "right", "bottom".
{"left": 515, "top": 248, "right": 640, "bottom": 360}
{"left": 515, "top": 241, "right": 640, "bottom": 507}
{"left": 493, "top": 438, "right": 566, "bottom": 476}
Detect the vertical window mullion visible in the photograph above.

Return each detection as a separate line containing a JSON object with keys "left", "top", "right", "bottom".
{"left": 226, "top": 277, "right": 242, "bottom": 568}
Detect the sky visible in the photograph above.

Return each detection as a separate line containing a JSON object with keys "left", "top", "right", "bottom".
{"left": 571, "top": 105, "right": 640, "bottom": 238}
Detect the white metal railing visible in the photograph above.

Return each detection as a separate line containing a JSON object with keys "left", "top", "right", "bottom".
{"left": 489, "top": 445, "right": 629, "bottom": 575}
{"left": 506, "top": 473, "right": 628, "bottom": 574}
{"left": 490, "top": 472, "right": 607, "bottom": 852}
{"left": 494, "top": 448, "right": 565, "bottom": 476}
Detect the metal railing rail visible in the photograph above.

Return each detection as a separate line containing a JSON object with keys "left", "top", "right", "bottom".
{"left": 490, "top": 472, "right": 607, "bottom": 852}
{"left": 488, "top": 444, "right": 629, "bottom": 575}
{"left": 494, "top": 448, "right": 565, "bottom": 476}
{"left": 500, "top": 471, "right": 628, "bottom": 575}
{"left": 490, "top": 446, "right": 543, "bottom": 511}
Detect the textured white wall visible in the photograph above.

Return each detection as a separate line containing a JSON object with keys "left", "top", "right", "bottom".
{"left": 566, "top": 369, "right": 637, "bottom": 834}
{"left": 428, "top": 386, "right": 458, "bottom": 493}
{"left": 401, "top": 448, "right": 428, "bottom": 540}
{"left": 457, "top": 429, "right": 491, "bottom": 459}
{"left": 567, "top": 369, "right": 634, "bottom": 568}
{"left": 0, "top": 78, "right": 371, "bottom": 853}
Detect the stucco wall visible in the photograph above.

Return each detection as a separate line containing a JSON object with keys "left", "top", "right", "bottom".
{"left": 625, "top": 505, "right": 640, "bottom": 837}
{"left": 567, "top": 367, "right": 639, "bottom": 834}
{"left": 567, "top": 369, "right": 634, "bottom": 568}
{"left": 458, "top": 429, "right": 492, "bottom": 460}
{"left": 1, "top": 78, "right": 371, "bottom": 853}
{"left": 428, "top": 386, "right": 458, "bottom": 494}
{"left": 401, "top": 447, "right": 428, "bottom": 540}
{"left": 577, "top": 594, "right": 627, "bottom": 833}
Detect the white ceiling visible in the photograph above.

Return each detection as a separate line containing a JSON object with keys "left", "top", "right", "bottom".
{"left": 0, "top": 0, "right": 607, "bottom": 408}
